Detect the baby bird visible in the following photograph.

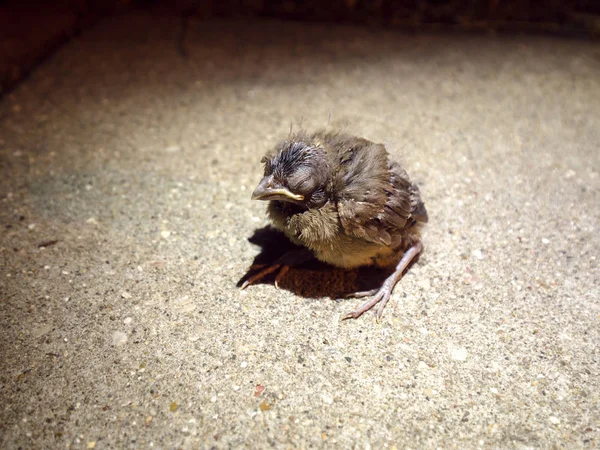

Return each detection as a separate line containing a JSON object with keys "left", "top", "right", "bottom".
{"left": 242, "top": 130, "right": 428, "bottom": 320}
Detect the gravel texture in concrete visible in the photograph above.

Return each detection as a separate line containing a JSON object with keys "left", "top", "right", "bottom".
{"left": 1, "top": 14, "right": 599, "bottom": 449}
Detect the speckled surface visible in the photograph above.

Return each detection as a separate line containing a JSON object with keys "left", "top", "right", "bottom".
{"left": 0, "top": 14, "right": 599, "bottom": 449}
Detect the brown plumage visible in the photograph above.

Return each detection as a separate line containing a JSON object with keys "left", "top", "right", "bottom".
{"left": 242, "top": 130, "right": 428, "bottom": 320}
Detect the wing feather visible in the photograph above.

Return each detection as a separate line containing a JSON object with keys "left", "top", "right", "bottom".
{"left": 332, "top": 138, "right": 427, "bottom": 247}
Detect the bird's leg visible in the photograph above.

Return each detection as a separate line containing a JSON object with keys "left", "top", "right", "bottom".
{"left": 241, "top": 248, "right": 313, "bottom": 290}
{"left": 342, "top": 241, "right": 423, "bottom": 321}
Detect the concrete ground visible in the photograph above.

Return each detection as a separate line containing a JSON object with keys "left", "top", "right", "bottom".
{"left": 1, "top": 13, "right": 599, "bottom": 449}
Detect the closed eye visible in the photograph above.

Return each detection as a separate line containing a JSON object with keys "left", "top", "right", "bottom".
{"left": 289, "top": 165, "right": 315, "bottom": 193}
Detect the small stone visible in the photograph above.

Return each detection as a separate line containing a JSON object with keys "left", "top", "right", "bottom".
{"left": 472, "top": 249, "right": 484, "bottom": 260}
{"left": 121, "top": 291, "right": 132, "bottom": 299}
{"left": 161, "top": 230, "right": 171, "bottom": 239}
{"left": 240, "top": 361, "right": 248, "bottom": 368}
{"left": 174, "top": 296, "right": 196, "bottom": 313}
{"left": 123, "top": 317, "right": 132, "bottom": 324}
{"left": 87, "top": 442, "right": 96, "bottom": 449}
{"left": 490, "top": 387, "right": 498, "bottom": 394}
{"left": 322, "top": 393, "right": 334, "bottom": 404}
{"left": 28, "top": 223, "right": 36, "bottom": 230}
{"left": 259, "top": 401, "right": 271, "bottom": 411}
{"left": 32, "top": 324, "right": 52, "bottom": 338}
{"left": 170, "top": 402, "right": 178, "bottom": 412}
{"left": 112, "top": 331, "right": 128, "bottom": 346}
{"left": 549, "top": 416, "right": 560, "bottom": 424}
{"left": 165, "top": 146, "right": 181, "bottom": 153}
{"left": 451, "top": 347, "right": 468, "bottom": 361}
{"left": 417, "top": 278, "right": 431, "bottom": 290}
{"left": 542, "top": 238, "right": 550, "bottom": 245}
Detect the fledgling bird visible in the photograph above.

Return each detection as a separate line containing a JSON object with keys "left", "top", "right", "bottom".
{"left": 242, "top": 130, "right": 428, "bottom": 320}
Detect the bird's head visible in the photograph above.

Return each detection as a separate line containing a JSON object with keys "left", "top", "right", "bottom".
{"left": 251, "top": 140, "right": 329, "bottom": 208}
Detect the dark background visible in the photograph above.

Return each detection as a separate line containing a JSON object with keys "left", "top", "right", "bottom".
{"left": 1, "top": 0, "right": 599, "bottom": 96}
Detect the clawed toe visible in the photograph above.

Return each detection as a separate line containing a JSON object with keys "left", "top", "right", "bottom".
{"left": 274, "top": 265, "right": 290, "bottom": 289}
{"left": 341, "top": 288, "right": 391, "bottom": 321}
{"left": 345, "top": 289, "right": 378, "bottom": 299}
{"left": 340, "top": 310, "right": 362, "bottom": 321}
{"left": 241, "top": 264, "right": 282, "bottom": 290}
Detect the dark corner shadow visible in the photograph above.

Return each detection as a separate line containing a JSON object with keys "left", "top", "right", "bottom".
{"left": 237, "top": 226, "right": 395, "bottom": 300}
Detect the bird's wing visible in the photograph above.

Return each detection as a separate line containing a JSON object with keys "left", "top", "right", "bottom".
{"left": 334, "top": 141, "right": 427, "bottom": 248}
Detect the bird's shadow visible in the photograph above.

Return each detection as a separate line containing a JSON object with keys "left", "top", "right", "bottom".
{"left": 237, "top": 226, "right": 393, "bottom": 299}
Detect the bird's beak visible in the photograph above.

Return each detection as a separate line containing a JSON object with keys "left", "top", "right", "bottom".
{"left": 251, "top": 176, "right": 304, "bottom": 202}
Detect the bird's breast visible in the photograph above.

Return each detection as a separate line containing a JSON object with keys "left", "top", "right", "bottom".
{"left": 268, "top": 201, "right": 396, "bottom": 269}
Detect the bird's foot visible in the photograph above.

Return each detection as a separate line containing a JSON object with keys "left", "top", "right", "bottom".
{"left": 341, "top": 240, "right": 424, "bottom": 321}
{"left": 240, "top": 248, "right": 313, "bottom": 290}
{"left": 241, "top": 263, "right": 285, "bottom": 290}
{"left": 341, "top": 280, "right": 393, "bottom": 321}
